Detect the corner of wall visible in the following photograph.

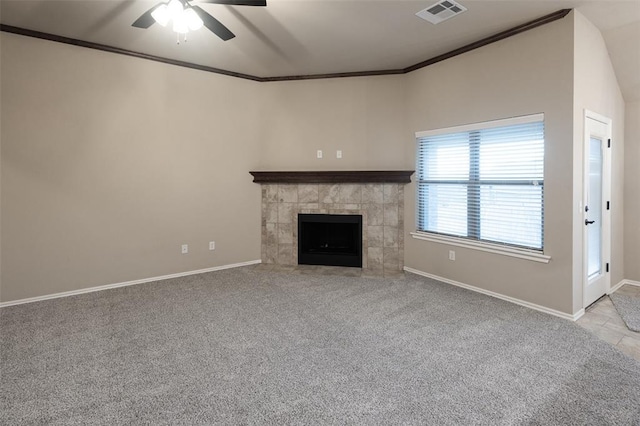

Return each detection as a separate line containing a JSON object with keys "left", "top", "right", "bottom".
{"left": 624, "top": 101, "right": 640, "bottom": 282}
{"left": 571, "top": 9, "right": 626, "bottom": 314}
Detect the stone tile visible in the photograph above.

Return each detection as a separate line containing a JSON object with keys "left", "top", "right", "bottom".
{"left": 368, "top": 247, "right": 384, "bottom": 271}
{"left": 577, "top": 311, "right": 610, "bottom": 327}
{"left": 600, "top": 318, "right": 640, "bottom": 338}
{"left": 278, "top": 185, "right": 298, "bottom": 203}
{"left": 265, "top": 243, "right": 277, "bottom": 264}
{"left": 265, "top": 203, "right": 278, "bottom": 224}
{"left": 298, "top": 203, "right": 320, "bottom": 210}
{"left": 383, "top": 247, "right": 400, "bottom": 271}
{"left": 266, "top": 185, "right": 278, "bottom": 202}
{"left": 617, "top": 285, "right": 640, "bottom": 297}
{"left": 383, "top": 204, "right": 399, "bottom": 227}
{"left": 298, "top": 184, "right": 319, "bottom": 203}
{"left": 383, "top": 270, "right": 405, "bottom": 279}
{"left": 604, "top": 315, "right": 628, "bottom": 328}
{"left": 270, "top": 264, "right": 297, "bottom": 273}
{"left": 319, "top": 184, "right": 340, "bottom": 204}
{"left": 591, "top": 301, "right": 621, "bottom": 318}
{"left": 383, "top": 226, "right": 399, "bottom": 248}
{"left": 367, "top": 204, "right": 384, "bottom": 226}
{"left": 265, "top": 223, "right": 277, "bottom": 245}
{"left": 362, "top": 184, "right": 384, "bottom": 204}
{"left": 278, "top": 223, "right": 293, "bottom": 244}
{"left": 278, "top": 244, "right": 294, "bottom": 265}
{"left": 368, "top": 226, "right": 384, "bottom": 248}
{"left": 616, "top": 336, "right": 640, "bottom": 361}
{"left": 278, "top": 203, "right": 294, "bottom": 224}
{"left": 338, "top": 184, "right": 362, "bottom": 204}
{"left": 383, "top": 184, "right": 399, "bottom": 204}
{"left": 362, "top": 268, "right": 384, "bottom": 278}
{"left": 343, "top": 204, "right": 361, "bottom": 210}
{"left": 577, "top": 320, "right": 625, "bottom": 346}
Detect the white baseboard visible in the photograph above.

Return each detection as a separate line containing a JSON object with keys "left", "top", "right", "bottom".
{"left": 0, "top": 260, "right": 262, "bottom": 308}
{"left": 609, "top": 280, "right": 626, "bottom": 294}
{"left": 610, "top": 279, "right": 640, "bottom": 294}
{"left": 403, "top": 266, "right": 583, "bottom": 322}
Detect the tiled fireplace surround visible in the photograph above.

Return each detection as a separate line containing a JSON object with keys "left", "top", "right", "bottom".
{"left": 260, "top": 182, "right": 406, "bottom": 274}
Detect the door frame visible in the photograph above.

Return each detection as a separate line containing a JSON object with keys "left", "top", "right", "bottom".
{"left": 582, "top": 109, "right": 612, "bottom": 309}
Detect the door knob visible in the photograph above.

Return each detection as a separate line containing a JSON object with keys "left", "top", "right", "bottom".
{"left": 585, "top": 219, "right": 595, "bottom": 225}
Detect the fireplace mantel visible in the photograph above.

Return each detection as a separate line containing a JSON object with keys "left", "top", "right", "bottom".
{"left": 250, "top": 170, "right": 414, "bottom": 184}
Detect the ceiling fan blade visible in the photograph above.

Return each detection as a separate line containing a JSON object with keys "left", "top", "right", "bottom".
{"left": 192, "top": 6, "right": 235, "bottom": 40}
{"left": 132, "top": 3, "right": 163, "bottom": 28}
{"left": 198, "top": 0, "right": 267, "bottom": 6}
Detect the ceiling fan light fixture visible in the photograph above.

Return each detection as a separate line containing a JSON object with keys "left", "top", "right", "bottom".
{"left": 151, "top": 4, "right": 170, "bottom": 27}
{"left": 173, "top": 14, "right": 189, "bottom": 34}
{"left": 167, "top": 0, "right": 184, "bottom": 19}
{"left": 184, "top": 8, "right": 204, "bottom": 31}
{"left": 133, "top": 0, "right": 266, "bottom": 42}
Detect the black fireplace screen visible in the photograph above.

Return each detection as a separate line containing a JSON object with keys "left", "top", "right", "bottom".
{"left": 298, "top": 214, "right": 362, "bottom": 268}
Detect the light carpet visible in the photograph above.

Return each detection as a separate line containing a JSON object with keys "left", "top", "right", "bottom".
{"left": 2, "top": 266, "right": 640, "bottom": 425}
{"left": 610, "top": 286, "right": 640, "bottom": 332}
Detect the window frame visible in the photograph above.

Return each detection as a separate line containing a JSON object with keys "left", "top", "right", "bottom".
{"left": 412, "top": 114, "right": 550, "bottom": 264}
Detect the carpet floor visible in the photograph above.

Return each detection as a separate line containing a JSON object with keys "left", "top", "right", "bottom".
{"left": 2, "top": 266, "right": 640, "bottom": 425}
{"left": 610, "top": 286, "right": 640, "bottom": 332}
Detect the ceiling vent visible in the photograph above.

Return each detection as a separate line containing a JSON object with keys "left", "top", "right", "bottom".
{"left": 416, "top": 0, "right": 467, "bottom": 24}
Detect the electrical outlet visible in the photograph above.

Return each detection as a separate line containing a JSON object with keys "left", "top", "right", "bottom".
{"left": 337, "top": 150, "right": 342, "bottom": 159}
{"left": 181, "top": 244, "right": 188, "bottom": 254}
{"left": 317, "top": 150, "right": 323, "bottom": 159}
{"left": 448, "top": 250, "right": 455, "bottom": 261}
{"left": 209, "top": 241, "right": 215, "bottom": 251}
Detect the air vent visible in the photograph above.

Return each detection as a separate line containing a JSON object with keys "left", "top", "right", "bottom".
{"left": 416, "top": 0, "right": 467, "bottom": 24}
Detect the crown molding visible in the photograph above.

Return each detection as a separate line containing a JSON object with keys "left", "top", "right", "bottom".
{"left": 1, "top": 9, "right": 571, "bottom": 82}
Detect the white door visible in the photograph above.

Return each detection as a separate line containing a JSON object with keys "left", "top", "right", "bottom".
{"left": 583, "top": 112, "right": 611, "bottom": 308}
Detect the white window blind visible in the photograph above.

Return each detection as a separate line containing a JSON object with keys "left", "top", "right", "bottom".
{"left": 416, "top": 115, "right": 544, "bottom": 251}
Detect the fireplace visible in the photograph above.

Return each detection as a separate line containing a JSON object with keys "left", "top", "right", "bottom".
{"left": 251, "top": 170, "right": 414, "bottom": 274}
{"left": 298, "top": 214, "right": 362, "bottom": 267}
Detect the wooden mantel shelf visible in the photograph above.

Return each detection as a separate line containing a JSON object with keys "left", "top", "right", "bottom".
{"left": 249, "top": 170, "right": 414, "bottom": 184}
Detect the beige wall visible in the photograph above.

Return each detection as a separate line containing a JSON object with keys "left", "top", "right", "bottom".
{"left": 625, "top": 101, "right": 640, "bottom": 282}
{"left": 258, "top": 76, "right": 407, "bottom": 170}
{"left": 572, "top": 11, "right": 626, "bottom": 312}
{"left": 1, "top": 11, "right": 632, "bottom": 312}
{"left": 403, "top": 16, "right": 575, "bottom": 313}
{"left": 0, "top": 33, "right": 264, "bottom": 302}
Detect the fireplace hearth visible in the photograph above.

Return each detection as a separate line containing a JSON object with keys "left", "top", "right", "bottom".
{"left": 298, "top": 214, "right": 362, "bottom": 267}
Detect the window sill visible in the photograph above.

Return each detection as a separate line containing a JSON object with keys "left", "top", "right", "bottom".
{"left": 410, "top": 231, "right": 551, "bottom": 264}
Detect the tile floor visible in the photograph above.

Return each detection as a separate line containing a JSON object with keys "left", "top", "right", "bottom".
{"left": 576, "top": 284, "right": 640, "bottom": 362}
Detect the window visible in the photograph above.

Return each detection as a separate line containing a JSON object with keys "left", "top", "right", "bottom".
{"left": 415, "top": 114, "right": 545, "bottom": 252}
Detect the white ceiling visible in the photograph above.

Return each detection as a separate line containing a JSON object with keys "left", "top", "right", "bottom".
{"left": 1, "top": 0, "right": 639, "bottom": 101}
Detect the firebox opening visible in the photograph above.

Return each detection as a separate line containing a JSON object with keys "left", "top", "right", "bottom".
{"left": 298, "top": 214, "right": 362, "bottom": 268}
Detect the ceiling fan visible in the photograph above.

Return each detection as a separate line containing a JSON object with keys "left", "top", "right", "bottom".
{"left": 132, "top": 0, "right": 267, "bottom": 41}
